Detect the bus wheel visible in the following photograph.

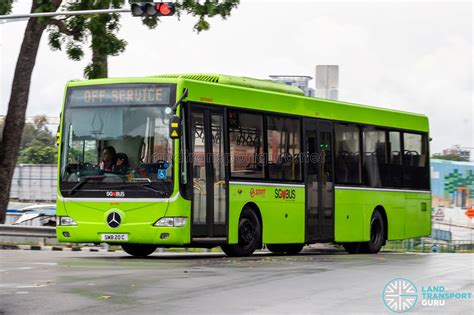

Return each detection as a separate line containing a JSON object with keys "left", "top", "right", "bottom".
{"left": 363, "top": 210, "right": 385, "bottom": 254}
{"left": 267, "top": 244, "right": 304, "bottom": 255}
{"left": 121, "top": 244, "right": 158, "bottom": 257}
{"left": 221, "top": 207, "right": 261, "bottom": 257}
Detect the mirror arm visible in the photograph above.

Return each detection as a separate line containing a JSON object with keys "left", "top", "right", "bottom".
{"left": 171, "top": 88, "right": 188, "bottom": 114}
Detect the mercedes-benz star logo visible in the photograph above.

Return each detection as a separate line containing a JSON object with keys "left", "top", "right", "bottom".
{"left": 107, "top": 212, "right": 121, "bottom": 228}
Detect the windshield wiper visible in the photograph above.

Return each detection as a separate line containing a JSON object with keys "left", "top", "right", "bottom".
{"left": 69, "top": 176, "right": 105, "bottom": 195}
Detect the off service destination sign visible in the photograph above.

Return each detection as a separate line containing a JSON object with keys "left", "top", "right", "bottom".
{"left": 69, "top": 84, "right": 172, "bottom": 106}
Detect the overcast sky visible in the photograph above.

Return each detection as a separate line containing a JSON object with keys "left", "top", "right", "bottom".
{"left": 0, "top": 0, "right": 472, "bottom": 155}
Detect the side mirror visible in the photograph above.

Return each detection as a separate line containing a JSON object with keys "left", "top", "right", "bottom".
{"left": 169, "top": 115, "right": 181, "bottom": 139}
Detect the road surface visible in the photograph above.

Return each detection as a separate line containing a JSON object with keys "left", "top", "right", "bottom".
{"left": 0, "top": 249, "right": 472, "bottom": 314}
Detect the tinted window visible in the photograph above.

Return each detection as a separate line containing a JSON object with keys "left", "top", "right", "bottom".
{"left": 403, "top": 133, "right": 429, "bottom": 189}
{"left": 335, "top": 124, "right": 361, "bottom": 184}
{"left": 388, "top": 131, "right": 403, "bottom": 187}
{"left": 267, "top": 116, "right": 302, "bottom": 181}
{"left": 363, "top": 129, "right": 386, "bottom": 187}
{"left": 228, "top": 111, "right": 264, "bottom": 178}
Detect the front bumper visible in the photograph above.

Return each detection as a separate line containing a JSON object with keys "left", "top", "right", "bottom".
{"left": 56, "top": 223, "right": 190, "bottom": 245}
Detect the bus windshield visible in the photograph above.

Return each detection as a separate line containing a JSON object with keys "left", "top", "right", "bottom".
{"left": 60, "top": 84, "right": 176, "bottom": 198}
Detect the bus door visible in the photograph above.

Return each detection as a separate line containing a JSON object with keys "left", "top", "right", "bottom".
{"left": 189, "top": 107, "right": 227, "bottom": 239}
{"left": 304, "top": 119, "right": 334, "bottom": 242}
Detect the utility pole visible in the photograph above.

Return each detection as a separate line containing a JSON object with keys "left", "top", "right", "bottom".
{"left": 0, "top": 8, "right": 131, "bottom": 23}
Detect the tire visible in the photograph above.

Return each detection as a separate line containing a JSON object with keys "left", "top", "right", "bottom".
{"left": 363, "top": 210, "right": 385, "bottom": 254}
{"left": 221, "top": 207, "right": 261, "bottom": 257}
{"left": 121, "top": 244, "right": 158, "bottom": 257}
{"left": 342, "top": 210, "right": 385, "bottom": 254}
{"left": 267, "top": 244, "right": 304, "bottom": 255}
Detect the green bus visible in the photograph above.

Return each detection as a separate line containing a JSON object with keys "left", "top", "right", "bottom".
{"left": 56, "top": 74, "right": 431, "bottom": 257}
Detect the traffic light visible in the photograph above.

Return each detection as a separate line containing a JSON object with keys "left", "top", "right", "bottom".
{"left": 131, "top": 2, "right": 176, "bottom": 17}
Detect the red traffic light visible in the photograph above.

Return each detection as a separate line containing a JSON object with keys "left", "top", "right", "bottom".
{"left": 131, "top": 2, "right": 176, "bottom": 17}
{"left": 157, "top": 3, "right": 174, "bottom": 16}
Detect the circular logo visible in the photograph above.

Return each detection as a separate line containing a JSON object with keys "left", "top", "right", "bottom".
{"left": 106, "top": 212, "right": 121, "bottom": 228}
{"left": 382, "top": 278, "right": 418, "bottom": 313}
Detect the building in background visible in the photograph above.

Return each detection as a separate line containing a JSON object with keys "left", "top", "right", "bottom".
{"left": 315, "top": 65, "right": 339, "bottom": 100}
{"left": 442, "top": 145, "right": 471, "bottom": 161}
{"left": 268, "top": 75, "right": 315, "bottom": 97}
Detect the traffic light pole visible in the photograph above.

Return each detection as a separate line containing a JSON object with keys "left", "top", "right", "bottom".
{"left": 0, "top": 8, "right": 131, "bottom": 22}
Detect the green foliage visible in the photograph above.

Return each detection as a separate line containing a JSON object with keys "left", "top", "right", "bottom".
{"left": 432, "top": 153, "right": 469, "bottom": 162}
{"left": 0, "top": 0, "right": 13, "bottom": 15}
{"left": 46, "top": 0, "right": 240, "bottom": 79}
{"left": 15, "top": 117, "right": 58, "bottom": 164}
{"left": 17, "top": 145, "right": 57, "bottom": 164}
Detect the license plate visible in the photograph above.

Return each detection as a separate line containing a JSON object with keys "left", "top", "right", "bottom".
{"left": 101, "top": 234, "right": 128, "bottom": 241}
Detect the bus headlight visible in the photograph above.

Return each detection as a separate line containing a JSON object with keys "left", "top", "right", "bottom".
{"left": 58, "top": 216, "right": 77, "bottom": 226}
{"left": 154, "top": 217, "right": 187, "bottom": 227}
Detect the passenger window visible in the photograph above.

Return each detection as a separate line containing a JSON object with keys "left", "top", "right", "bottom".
{"left": 388, "top": 131, "right": 403, "bottom": 187}
{"left": 335, "top": 124, "right": 361, "bottom": 184}
{"left": 363, "top": 128, "right": 386, "bottom": 187}
{"left": 228, "top": 111, "right": 264, "bottom": 178}
{"left": 266, "top": 116, "right": 302, "bottom": 181}
{"left": 403, "top": 133, "right": 429, "bottom": 189}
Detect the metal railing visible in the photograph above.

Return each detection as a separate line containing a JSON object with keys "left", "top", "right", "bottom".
{"left": 0, "top": 225, "right": 56, "bottom": 238}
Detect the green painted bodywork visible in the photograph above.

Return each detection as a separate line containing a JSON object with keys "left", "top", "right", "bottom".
{"left": 57, "top": 74, "right": 431, "bottom": 246}
{"left": 334, "top": 189, "right": 431, "bottom": 242}
{"left": 227, "top": 183, "right": 305, "bottom": 244}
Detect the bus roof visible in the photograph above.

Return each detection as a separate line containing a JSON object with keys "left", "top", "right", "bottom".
{"left": 66, "top": 74, "right": 429, "bottom": 132}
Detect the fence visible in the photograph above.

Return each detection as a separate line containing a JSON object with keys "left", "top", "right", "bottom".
{"left": 10, "top": 164, "right": 57, "bottom": 201}
{"left": 383, "top": 238, "right": 474, "bottom": 253}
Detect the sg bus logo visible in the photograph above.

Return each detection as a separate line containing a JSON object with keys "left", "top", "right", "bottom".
{"left": 106, "top": 191, "right": 125, "bottom": 198}
{"left": 274, "top": 188, "right": 296, "bottom": 200}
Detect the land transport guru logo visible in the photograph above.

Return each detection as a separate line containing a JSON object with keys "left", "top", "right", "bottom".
{"left": 382, "top": 278, "right": 418, "bottom": 313}
{"left": 382, "top": 277, "right": 473, "bottom": 313}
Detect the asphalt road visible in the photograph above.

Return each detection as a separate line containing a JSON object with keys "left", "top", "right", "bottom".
{"left": 0, "top": 249, "right": 472, "bottom": 314}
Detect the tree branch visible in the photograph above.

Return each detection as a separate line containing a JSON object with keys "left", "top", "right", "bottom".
{"left": 47, "top": 19, "right": 77, "bottom": 37}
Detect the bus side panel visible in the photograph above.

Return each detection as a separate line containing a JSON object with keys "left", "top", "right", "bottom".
{"left": 404, "top": 193, "right": 432, "bottom": 239}
{"left": 228, "top": 183, "right": 305, "bottom": 245}
{"left": 334, "top": 189, "right": 407, "bottom": 242}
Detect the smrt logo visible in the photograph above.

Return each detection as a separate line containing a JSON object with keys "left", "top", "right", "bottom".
{"left": 274, "top": 188, "right": 296, "bottom": 200}
{"left": 249, "top": 188, "right": 266, "bottom": 198}
{"left": 106, "top": 191, "right": 125, "bottom": 198}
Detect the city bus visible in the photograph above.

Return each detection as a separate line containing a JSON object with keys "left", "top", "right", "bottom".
{"left": 56, "top": 74, "right": 431, "bottom": 257}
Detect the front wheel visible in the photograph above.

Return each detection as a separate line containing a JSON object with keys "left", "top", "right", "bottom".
{"left": 221, "top": 207, "right": 261, "bottom": 257}
{"left": 121, "top": 244, "right": 158, "bottom": 257}
{"left": 267, "top": 244, "right": 304, "bottom": 255}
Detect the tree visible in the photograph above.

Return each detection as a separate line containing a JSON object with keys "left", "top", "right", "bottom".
{"left": 48, "top": 0, "right": 240, "bottom": 79}
{"left": 431, "top": 153, "right": 469, "bottom": 162}
{"left": 0, "top": 0, "right": 63, "bottom": 224}
{"left": 0, "top": 0, "right": 240, "bottom": 223}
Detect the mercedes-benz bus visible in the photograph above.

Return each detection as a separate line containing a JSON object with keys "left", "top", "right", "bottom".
{"left": 56, "top": 74, "right": 431, "bottom": 257}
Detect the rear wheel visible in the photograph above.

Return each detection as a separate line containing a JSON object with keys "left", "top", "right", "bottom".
{"left": 267, "top": 244, "right": 304, "bottom": 255}
{"left": 363, "top": 210, "right": 385, "bottom": 253}
{"left": 342, "top": 210, "right": 385, "bottom": 254}
{"left": 121, "top": 244, "right": 158, "bottom": 257}
{"left": 221, "top": 207, "right": 261, "bottom": 257}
